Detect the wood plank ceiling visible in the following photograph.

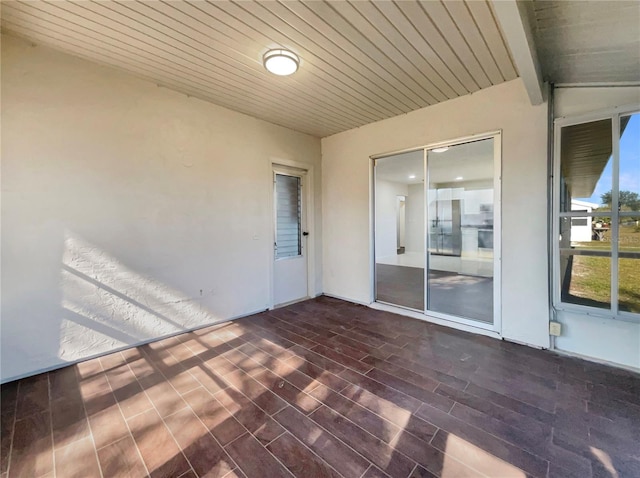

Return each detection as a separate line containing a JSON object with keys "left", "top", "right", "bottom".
{"left": 0, "top": 0, "right": 518, "bottom": 137}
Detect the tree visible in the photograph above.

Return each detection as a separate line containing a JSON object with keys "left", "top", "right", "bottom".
{"left": 600, "top": 190, "right": 640, "bottom": 212}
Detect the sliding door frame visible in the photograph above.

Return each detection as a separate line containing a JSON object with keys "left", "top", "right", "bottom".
{"left": 371, "top": 130, "right": 502, "bottom": 335}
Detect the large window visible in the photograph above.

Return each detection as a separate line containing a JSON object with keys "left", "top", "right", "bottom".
{"left": 555, "top": 110, "right": 640, "bottom": 318}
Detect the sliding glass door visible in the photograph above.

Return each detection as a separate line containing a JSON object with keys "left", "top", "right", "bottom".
{"left": 426, "top": 138, "right": 496, "bottom": 324}
{"left": 374, "top": 150, "right": 425, "bottom": 310}
{"left": 374, "top": 134, "right": 500, "bottom": 330}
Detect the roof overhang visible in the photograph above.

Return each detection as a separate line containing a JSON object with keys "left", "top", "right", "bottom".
{"left": 491, "top": 0, "right": 544, "bottom": 105}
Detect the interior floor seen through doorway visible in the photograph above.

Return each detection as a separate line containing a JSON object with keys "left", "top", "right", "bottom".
{"left": 376, "top": 255, "right": 493, "bottom": 323}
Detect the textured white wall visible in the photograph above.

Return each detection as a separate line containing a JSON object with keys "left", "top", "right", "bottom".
{"left": 555, "top": 314, "right": 640, "bottom": 369}
{"left": 1, "top": 36, "right": 322, "bottom": 382}
{"left": 322, "top": 79, "right": 550, "bottom": 349}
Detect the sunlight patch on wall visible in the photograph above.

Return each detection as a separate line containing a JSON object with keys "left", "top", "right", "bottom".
{"left": 58, "top": 231, "right": 220, "bottom": 361}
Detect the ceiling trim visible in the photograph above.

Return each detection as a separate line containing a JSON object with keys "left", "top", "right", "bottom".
{"left": 555, "top": 82, "right": 640, "bottom": 89}
{"left": 490, "top": 0, "right": 544, "bottom": 105}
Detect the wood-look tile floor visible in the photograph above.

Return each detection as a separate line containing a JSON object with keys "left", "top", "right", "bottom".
{"left": 1, "top": 296, "right": 639, "bottom": 478}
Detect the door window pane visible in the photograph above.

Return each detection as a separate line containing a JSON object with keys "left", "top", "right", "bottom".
{"left": 375, "top": 150, "right": 424, "bottom": 310}
{"left": 427, "top": 138, "right": 494, "bottom": 323}
{"left": 275, "top": 174, "right": 301, "bottom": 259}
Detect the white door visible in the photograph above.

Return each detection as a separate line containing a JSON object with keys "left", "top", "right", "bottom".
{"left": 273, "top": 168, "right": 308, "bottom": 306}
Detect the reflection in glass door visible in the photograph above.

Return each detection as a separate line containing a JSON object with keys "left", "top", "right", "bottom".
{"left": 426, "top": 138, "right": 496, "bottom": 324}
{"left": 374, "top": 150, "right": 425, "bottom": 311}
{"left": 373, "top": 135, "right": 500, "bottom": 328}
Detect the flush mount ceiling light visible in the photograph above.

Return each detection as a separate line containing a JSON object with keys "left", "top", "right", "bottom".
{"left": 409, "top": 174, "right": 416, "bottom": 179}
{"left": 455, "top": 176, "right": 464, "bottom": 181}
{"left": 432, "top": 147, "right": 449, "bottom": 153}
{"left": 263, "top": 49, "right": 299, "bottom": 76}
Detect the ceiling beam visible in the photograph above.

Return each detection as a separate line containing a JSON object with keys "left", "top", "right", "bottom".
{"left": 491, "top": 0, "right": 544, "bottom": 105}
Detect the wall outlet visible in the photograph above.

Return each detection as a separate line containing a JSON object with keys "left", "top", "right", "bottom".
{"left": 549, "top": 321, "right": 562, "bottom": 337}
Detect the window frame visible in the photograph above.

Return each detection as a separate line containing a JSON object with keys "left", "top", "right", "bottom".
{"left": 552, "top": 104, "right": 640, "bottom": 322}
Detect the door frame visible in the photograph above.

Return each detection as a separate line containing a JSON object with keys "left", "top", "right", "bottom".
{"left": 269, "top": 158, "right": 315, "bottom": 309}
{"left": 370, "top": 130, "right": 502, "bottom": 335}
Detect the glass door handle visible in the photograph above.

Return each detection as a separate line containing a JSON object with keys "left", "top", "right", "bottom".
{"left": 302, "top": 231, "right": 309, "bottom": 236}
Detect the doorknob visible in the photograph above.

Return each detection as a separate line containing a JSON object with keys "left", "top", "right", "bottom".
{"left": 303, "top": 231, "right": 309, "bottom": 236}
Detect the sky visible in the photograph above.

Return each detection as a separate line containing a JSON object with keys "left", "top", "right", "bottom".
{"left": 579, "top": 113, "right": 640, "bottom": 205}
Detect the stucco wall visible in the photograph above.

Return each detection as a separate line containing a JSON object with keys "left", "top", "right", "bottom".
{"left": 322, "top": 79, "right": 550, "bottom": 349}
{"left": 1, "top": 35, "right": 322, "bottom": 381}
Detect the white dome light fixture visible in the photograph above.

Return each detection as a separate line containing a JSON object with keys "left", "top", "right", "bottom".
{"left": 432, "top": 146, "right": 449, "bottom": 153}
{"left": 263, "top": 49, "right": 300, "bottom": 76}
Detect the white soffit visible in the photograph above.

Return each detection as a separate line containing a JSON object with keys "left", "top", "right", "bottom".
{"left": 532, "top": 0, "right": 640, "bottom": 85}
{"left": 0, "top": 0, "right": 518, "bottom": 137}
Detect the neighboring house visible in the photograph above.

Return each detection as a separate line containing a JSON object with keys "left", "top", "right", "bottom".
{"left": 570, "top": 199, "right": 600, "bottom": 242}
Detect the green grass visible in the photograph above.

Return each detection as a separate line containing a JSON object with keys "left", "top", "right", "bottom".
{"left": 569, "top": 226, "right": 640, "bottom": 313}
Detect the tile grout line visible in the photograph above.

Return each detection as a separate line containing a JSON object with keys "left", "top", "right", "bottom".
{"left": 223, "top": 428, "right": 296, "bottom": 478}
{"left": 221, "top": 430, "right": 250, "bottom": 450}
{"left": 275, "top": 428, "right": 351, "bottom": 478}
{"left": 406, "top": 463, "right": 419, "bottom": 478}
{"left": 187, "top": 330, "right": 337, "bottom": 477}
{"left": 154, "top": 338, "right": 223, "bottom": 396}
{"left": 427, "top": 426, "right": 440, "bottom": 446}
{"left": 4, "top": 380, "right": 20, "bottom": 478}
{"left": 142, "top": 343, "right": 213, "bottom": 401}
{"left": 346, "top": 349, "right": 554, "bottom": 440}
{"left": 216, "top": 353, "right": 287, "bottom": 416}
{"left": 386, "top": 425, "right": 403, "bottom": 446}
{"left": 418, "top": 399, "right": 554, "bottom": 472}
{"left": 46, "top": 374, "right": 56, "bottom": 478}
{"left": 255, "top": 435, "right": 297, "bottom": 478}
{"left": 233, "top": 328, "right": 419, "bottom": 444}
{"left": 232, "top": 345, "right": 324, "bottom": 416}
{"left": 241, "top": 323, "right": 445, "bottom": 445}
{"left": 140, "top": 344, "right": 249, "bottom": 473}
{"left": 306, "top": 403, "right": 421, "bottom": 475}
{"left": 180, "top": 394, "right": 243, "bottom": 473}
{"left": 244, "top": 335, "right": 350, "bottom": 393}
{"left": 248, "top": 318, "right": 454, "bottom": 400}
{"left": 358, "top": 464, "right": 373, "bottom": 478}
{"left": 72, "top": 366, "right": 104, "bottom": 478}
{"left": 168, "top": 386, "right": 243, "bottom": 472}
{"left": 261, "top": 430, "right": 286, "bottom": 448}
{"left": 99, "top": 354, "right": 151, "bottom": 478}
{"left": 250, "top": 318, "right": 500, "bottom": 426}
{"left": 120, "top": 353, "right": 198, "bottom": 478}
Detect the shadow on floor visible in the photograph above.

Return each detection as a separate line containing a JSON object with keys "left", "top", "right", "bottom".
{"left": 2, "top": 296, "right": 639, "bottom": 477}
